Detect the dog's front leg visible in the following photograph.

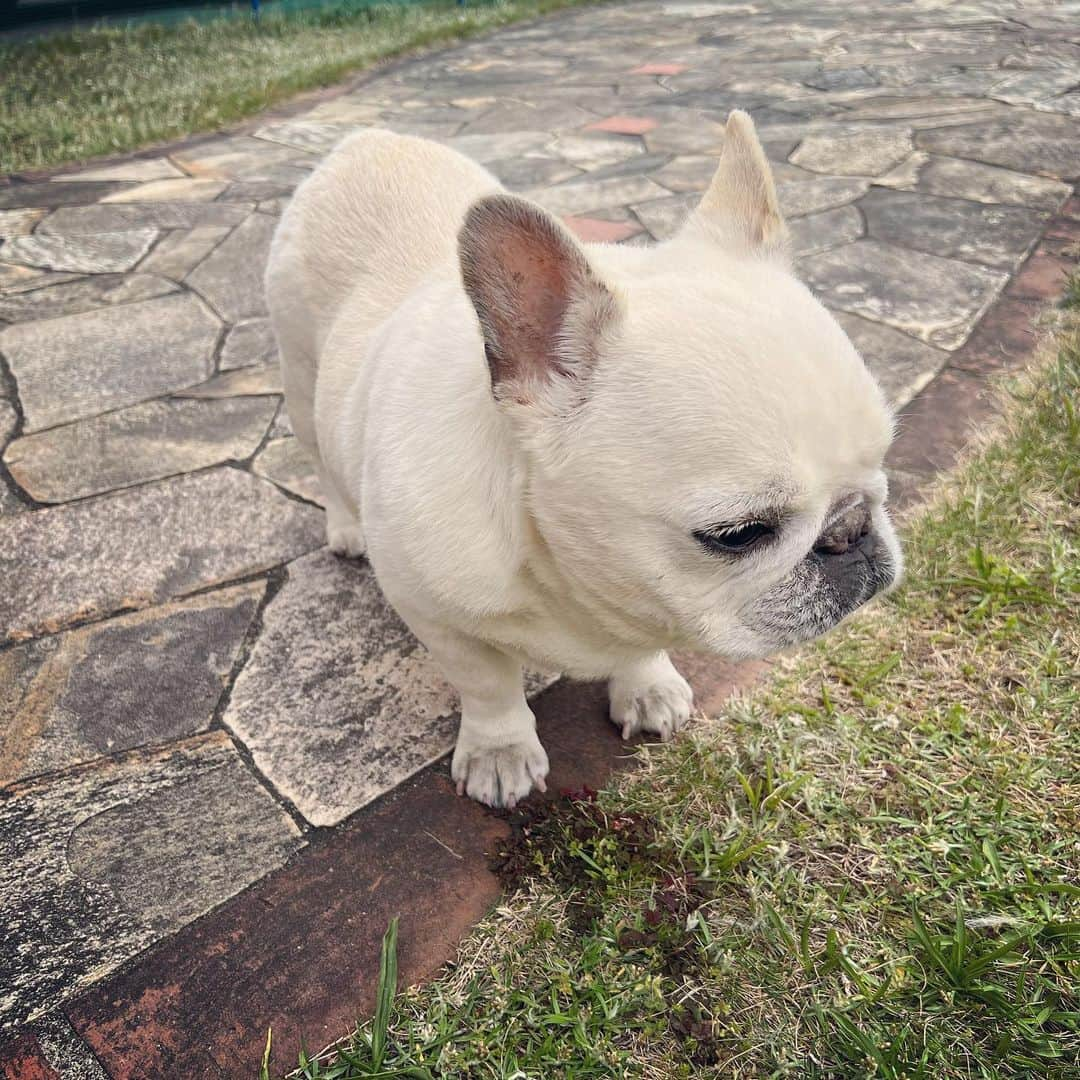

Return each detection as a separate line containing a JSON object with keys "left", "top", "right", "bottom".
{"left": 609, "top": 652, "right": 694, "bottom": 742}
{"left": 406, "top": 614, "right": 548, "bottom": 808}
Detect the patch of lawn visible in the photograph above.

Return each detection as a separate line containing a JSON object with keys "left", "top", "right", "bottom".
{"left": 0, "top": 0, "right": 596, "bottom": 175}
{"left": 292, "top": 285, "right": 1080, "bottom": 1079}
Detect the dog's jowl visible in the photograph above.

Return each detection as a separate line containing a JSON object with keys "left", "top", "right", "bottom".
{"left": 266, "top": 113, "right": 902, "bottom": 809}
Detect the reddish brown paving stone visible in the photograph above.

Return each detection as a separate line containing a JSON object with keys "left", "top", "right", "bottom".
{"left": 0, "top": 1030, "right": 61, "bottom": 1080}
{"left": 629, "top": 63, "right": 688, "bottom": 75}
{"left": 562, "top": 215, "right": 643, "bottom": 244}
{"left": 949, "top": 294, "right": 1041, "bottom": 376}
{"left": 585, "top": 115, "right": 658, "bottom": 136}
{"left": 1006, "top": 249, "right": 1075, "bottom": 301}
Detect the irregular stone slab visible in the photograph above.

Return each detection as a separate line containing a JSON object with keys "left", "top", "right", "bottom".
{"left": 917, "top": 112, "right": 1080, "bottom": 181}
{"left": 0, "top": 732, "right": 300, "bottom": 1029}
{"left": 169, "top": 136, "right": 305, "bottom": 180}
{"left": 0, "top": 400, "right": 16, "bottom": 448}
{"left": 443, "top": 130, "right": 553, "bottom": 164}
{"left": 551, "top": 133, "right": 645, "bottom": 169}
{"left": 2, "top": 230, "right": 158, "bottom": 274}
{"left": 29, "top": 1013, "right": 109, "bottom": 1080}
{"left": 101, "top": 178, "right": 227, "bottom": 203}
{"left": 0, "top": 273, "right": 178, "bottom": 324}
{"left": 186, "top": 213, "right": 276, "bottom": 322}
{"left": 790, "top": 128, "right": 912, "bottom": 176}
{"left": 0, "top": 208, "right": 45, "bottom": 239}
{"left": 51, "top": 158, "right": 184, "bottom": 183}
{"left": 38, "top": 201, "right": 250, "bottom": 235}
{"left": 220, "top": 317, "right": 278, "bottom": 371}
{"left": 0, "top": 583, "right": 263, "bottom": 783}
{"left": 531, "top": 174, "right": 669, "bottom": 217}
{"left": 1, "top": 292, "right": 219, "bottom": 432}
{"left": 222, "top": 550, "right": 459, "bottom": 826}
{"left": 252, "top": 437, "right": 322, "bottom": 505}
{"left": 0, "top": 467, "right": 323, "bottom": 641}
{"left": 489, "top": 156, "right": 582, "bottom": 189}
{"left": 0, "top": 182, "right": 133, "bottom": 211}
{"left": 630, "top": 193, "right": 697, "bottom": 240}
{"left": 777, "top": 176, "right": 869, "bottom": 218}
{"left": 804, "top": 66, "right": 878, "bottom": 91}
{"left": 644, "top": 118, "right": 728, "bottom": 156}
{"left": 991, "top": 68, "right": 1080, "bottom": 107}
{"left": 176, "top": 363, "right": 283, "bottom": 399}
{"left": 861, "top": 188, "right": 1046, "bottom": 270}
{"left": 875, "top": 152, "right": 1071, "bottom": 212}
{"left": 833, "top": 311, "right": 949, "bottom": 409}
{"left": 269, "top": 401, "right": 293, "bottom": 438}
{"left": 650, "top": 154, "right": 717, "bottom": 194}
{"left": 0, "top": 264, "right": 81, "bottom": 294}
{"left": 789, "top": 204, "right": 863, "bottom": 257}
{"left": 136, "top": 225, "right": 229, "bottom": 280}
{"left": 4, "top": 396, "right": 277, "bottom": 503}
{"left": 802, "top": 239, "right": 1007, "bottom": 350}
{"left": 253, "top": 121, "right": 353, "bottom": 154}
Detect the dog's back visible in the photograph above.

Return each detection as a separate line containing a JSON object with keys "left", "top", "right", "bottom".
{"left": 266, "top": 129, "right": 499, "bottom": 449}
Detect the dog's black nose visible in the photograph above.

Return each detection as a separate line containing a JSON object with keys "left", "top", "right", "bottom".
{"left": 814, "top": 500, "right": 871, "bottom": 556}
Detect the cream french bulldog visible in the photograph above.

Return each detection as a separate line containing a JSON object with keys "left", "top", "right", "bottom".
{"left": 266, "top": 112, "right": 902, "bottom": 809}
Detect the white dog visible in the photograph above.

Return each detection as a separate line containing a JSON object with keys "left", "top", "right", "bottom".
{"left": 266, "top": 113, "right": 902, "bottom": 808}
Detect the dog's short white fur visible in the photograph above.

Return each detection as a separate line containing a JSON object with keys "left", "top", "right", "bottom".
{"left": 266, "top": 113, "right": 902, "bottom": 808}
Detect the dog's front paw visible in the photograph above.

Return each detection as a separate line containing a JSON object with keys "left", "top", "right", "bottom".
{"left": 326, "top": 519, "right": 366, "bottom": 558}
{"left": 451, "top": 730, "right": 549, "bottom": 809}
{"left": 610, "top": 660, "right": 693, "bottom": 742}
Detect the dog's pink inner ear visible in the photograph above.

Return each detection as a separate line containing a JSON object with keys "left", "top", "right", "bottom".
{"left": 459, "top": 194, "right": 613, "bottom": 401}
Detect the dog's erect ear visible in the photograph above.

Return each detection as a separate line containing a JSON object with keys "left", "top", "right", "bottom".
{"left": 459, "top": 194, "right": 620, "bottom": 405}
{"left": 687, "top": 110, "right": 788, "bottom": 258}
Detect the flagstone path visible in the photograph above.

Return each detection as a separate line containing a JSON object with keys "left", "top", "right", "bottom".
{"left": 1, "top": 0, "right": 1078, "bottom": 1075}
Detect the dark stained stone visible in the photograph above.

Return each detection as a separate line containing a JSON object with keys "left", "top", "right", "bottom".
{"left": 0, "top": 293, "right": 220, "bottom": 432}
{"left": 0, "top": 273, "right": 178, "bottom": 324}
{"left": 4, "top": 396, "right": 277, "bottom": 503}
{"left": 0, "top": 1028, "right": 62, "bottom": 1078}
{"left": 801, "top": 239, "right": 1007, "bottom": 350}
{"left": 186, "top": 213, "right": 277, "bottom": 322}
{"left": 0, "top": 182, "right": 133, "bottom": 211}
{"left": 37, "top": 202, "right": 251, "bottom": 235}
{"left": 0, "top": 733, "right": 301, "bottom": 1031}
{"left": 222, "top": 550, "right": 459, "bottom": 826}
{"left": 0, "top": 468, "right": 323, "bottom": 642}
{"left": 917, "top": 112, "right": 1080, "bottom": 181}
{"left": 0, "top": 580, "right": 262, "bottom": 785}
{"left": 860, "top": 188, "right": 1046, "bottom": 270}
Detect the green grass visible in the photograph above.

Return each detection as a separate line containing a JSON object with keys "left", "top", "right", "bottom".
{"left": 287, "top": 280, "right": 1080, "bottom": 1079}
{"left": 0, "top": 0, "right": 595, "bottom": 175}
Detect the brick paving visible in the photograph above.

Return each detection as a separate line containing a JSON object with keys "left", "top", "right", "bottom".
{"left": 1, "top": 0, "right": 1078, "bottom": 1074}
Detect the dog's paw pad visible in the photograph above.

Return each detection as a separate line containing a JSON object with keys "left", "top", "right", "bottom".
{"left": 451, "top": 734, "right": 549, "bottom": 809}
{"left": 610, "top": 671, "right": 693, "bottom": 742}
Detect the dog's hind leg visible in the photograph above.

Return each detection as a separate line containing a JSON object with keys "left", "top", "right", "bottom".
{"left": 319, "top": 461, "right": 366, "bottom": 558}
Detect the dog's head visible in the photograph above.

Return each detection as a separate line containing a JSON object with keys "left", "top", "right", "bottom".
{"left": 458, "top": 111, "right": 902, "bottom": 659}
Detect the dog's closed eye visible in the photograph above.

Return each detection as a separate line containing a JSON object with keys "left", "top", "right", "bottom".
{"left": 694, "top": 521, "right": 775, "bottom": 555}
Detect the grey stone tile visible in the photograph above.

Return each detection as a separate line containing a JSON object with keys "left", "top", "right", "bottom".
{"left": 551, "top": 133, "right": 646, "bottom": 169}
{"left": 488, "top": 156, "right": 582, "bottom": 189}
{"left": 0, "top": 264, "right": 80, "bottom": 294}
{"left": 0, "top": 732, "right": 300, "bottom": 1028}
{"left": 833, "top": 310, "right": 950, "bottom": 409}
{"left": 530, "top": 174, "right": 669, "bottom": 217}
{"left": 222, "top": 550, "right": 460, "bottom": 826}
{"left": 790, "top": 128, "right": 912, "bottom": 176}
{"left": 0, "top": 467, "right": 323, "bottom": 641}
{"left": 137, "top": 225, "right": 230, "bottom": 280}
{"left": 252, "top": 437, "right": 322, "bottom": 505}
{"left": 917, "top": 112, "right": 1080, "bottom": 181}
{"left": 643, "top": 118, "right": 729, "bottom": 157}
{"left": 1, "top": 292, "right": 219, "bottom": 432}
{"left": 169, "top": 136, "right": 306, "bottom": 180}
{"left": 650, "top": 154, "right": 717, "bottom": 194}
{"left": 0, "top": 182, "right": 133, "bottom": 211}
{"left": 253, "top": 121, "right": 354, "bottom": 154}
{"left": 2, "top": 230, "right": 158, "bottom": 274}
{"left": 269, "top": 401, "right": 293, "bottom": 438}
{"left": 630, "top": 193, "right": 697, "bottom": 240}
{"left": 789, "top": 204, "right": 863, "bottom": 257}
{"left": 220, "top": 317, "right": 279, "bottom": 371}
{"left": 37, "top": 201, "right": 250, "bottom": 235}
{"left": 443, "top": 130, "right": 554, "bottom": 164}
{"left": 778, "top": 176, "right": 870, "bottom": 218}
{"left": 101, "top": 178, "right": 227, "bottom": 203}
{"left": 874, "top": 152, "right": 1071, "bottom": 212}
{"left": 4, "top": 396, "right": 277, "bottom": 503}
{"left": 0, "top": 208, "right": 46, "bottom": 240}
{"left": 801, "top": 239, "right": 1007, "bottom": 350}
{"left": 0, "top": 400, "right": 16, "bottom": 447}
{"left": 990, "top": 67, "right": 1080, "bottom": 107}
{"left": 860, "top": 188, "right": 1046, "bottom": 270}
{"left": 51, "top": 158, "right": 184, "bottom": 183}
{"left": 0, "top": 582, "right": 264, "bottom": 783}
{"left": 176, "top": 363, "right": 283, "bottom": 399}
{"left": 0, "top": 273, "right": 178, "bottom": 324}
{"left": 31, "top": 1014, "right": 109, "bottom": 1080}
{"left": 186, "top": 213, "right": 276, "bottom": 322}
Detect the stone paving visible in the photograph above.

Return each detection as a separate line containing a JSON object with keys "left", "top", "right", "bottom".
{"left": 1, "top": 0, "right": 1079, "bottom": 1070}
